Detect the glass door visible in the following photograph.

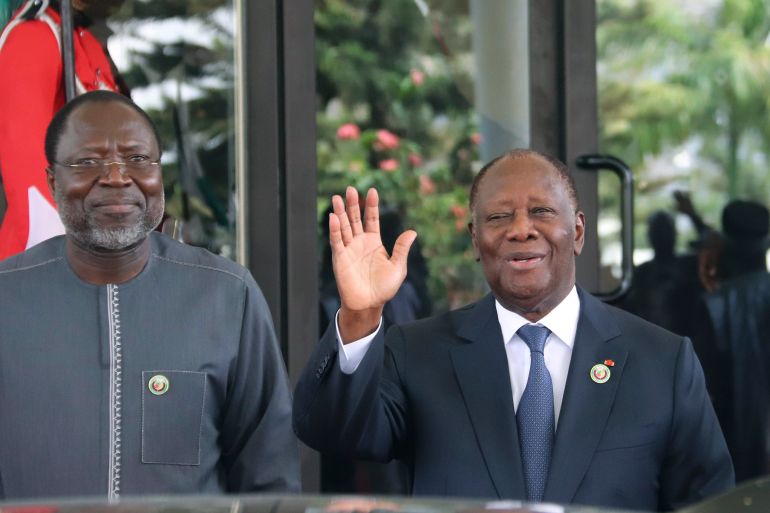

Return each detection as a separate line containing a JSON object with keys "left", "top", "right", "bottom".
{"left": 596, "top": 0, "right": 770, "bottom": 308}
{"left": 107, "top": 0, "right": 241, "bottom": 259}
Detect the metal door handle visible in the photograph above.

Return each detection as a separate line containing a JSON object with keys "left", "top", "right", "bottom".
{"left": 575, "top": 154, "right": 634, "bottom": 302}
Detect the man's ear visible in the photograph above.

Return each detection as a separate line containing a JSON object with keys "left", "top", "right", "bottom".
{"left": 46, "top": 167, "right": 57, "bottom": 201}
{"left": 468, "top": 221, "right": 480, "bottom": 261}
{"left": 574, "top": 210, "right": 586, "bottom": 256}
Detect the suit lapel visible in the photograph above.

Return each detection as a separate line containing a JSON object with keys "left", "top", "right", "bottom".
{"left": 544, "top": 289, "right": 628, "bottom": 504}
{"left": 450, "top": 294, "right": 526, "bottom": 499}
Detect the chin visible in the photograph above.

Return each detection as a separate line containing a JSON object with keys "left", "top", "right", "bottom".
{"left": 497, "top": 287, "right": 544, "bottom": 309}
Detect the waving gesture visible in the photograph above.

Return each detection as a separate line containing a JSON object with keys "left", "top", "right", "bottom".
{"left": 331, "top": 187, "right": 417, "bottom": 342}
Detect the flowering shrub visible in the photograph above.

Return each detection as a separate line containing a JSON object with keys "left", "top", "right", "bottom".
{"left": 316, "top": 0, "right": 488, "bottom": 311}
{"left": 336, "top": 123, "right": 361, "bottom": 140}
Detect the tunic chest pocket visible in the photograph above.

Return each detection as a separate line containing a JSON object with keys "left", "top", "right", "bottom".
{"left": 142, "top": 370, "right": 207, "bottom": 465}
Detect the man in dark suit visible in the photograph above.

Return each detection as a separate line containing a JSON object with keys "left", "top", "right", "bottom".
{"left": 294, "top": 149, "right": 734, "bottom": 510}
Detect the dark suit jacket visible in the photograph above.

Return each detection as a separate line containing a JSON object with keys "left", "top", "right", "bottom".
{"left": 294, "top": 289, "right": 734, "bottom": 511}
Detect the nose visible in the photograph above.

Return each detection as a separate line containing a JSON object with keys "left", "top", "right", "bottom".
{"left": 99, "top": 162, "right": 132, "bottom": 185}
{"left": 505, "top": 212, "right": 537, "bottom": 241}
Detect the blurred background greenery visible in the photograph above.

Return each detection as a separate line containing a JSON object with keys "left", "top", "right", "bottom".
{"left": 316, "top": 0, "right": 770, "bottom": 309}
{"left": 597, "top": 0, "right": 770, "bottom": 257}
{"left": 4, "top": 0, "right": 769, "bottom": 311}
{"left": 315, "top": 0, "right": 486, "bottom": 311}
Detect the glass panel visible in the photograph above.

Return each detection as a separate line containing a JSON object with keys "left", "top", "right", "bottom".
{"left": 106, "top": 0, "right": 239, "bottom": 259}
{"left": 597, "top": 1, "right": 770, "bottom": 484}
{"left": 596, "top": 0, "right": 770, "bottom": 304}
{"left": 316, "top": 0, "right": 529, "bottom": 317}
{"left": 315, "top": 0, "right": 531, "bottom": 492}
{"left": 597, "top": 169, "right": 622, "bottom": 294}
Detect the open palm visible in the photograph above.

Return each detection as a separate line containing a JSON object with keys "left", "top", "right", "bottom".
{"left": 330, "top": 187, "right": 417, "bottom": 312}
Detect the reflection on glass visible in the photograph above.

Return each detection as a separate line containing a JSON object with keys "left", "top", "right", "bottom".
{"left": 316, "top": 0, "right": 528, "bottom": 312}
{"left": 597, "top": 0, "right": 770, "bottom": 262}
{"left": 597, "top": 170, "right": 622, "bottom": 294}
{"left": 106, "top": 0, "right": 237, "bottom": 259}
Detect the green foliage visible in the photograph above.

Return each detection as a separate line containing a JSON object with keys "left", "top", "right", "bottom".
{"left": 316, "top": 0, "right": 485, "bottom": 311}
{"left": 598, "top": 0, "right": 770, "bottom": 251}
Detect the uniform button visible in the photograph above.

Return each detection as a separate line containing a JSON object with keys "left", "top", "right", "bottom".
{"left": 148, "top": 374, "right": 170, "bottom": 395}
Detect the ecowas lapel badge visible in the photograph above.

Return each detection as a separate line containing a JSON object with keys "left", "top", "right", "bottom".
{"left": 148, "top": 374, "right": 170, "bottom": 395}
{"left": 590, "top": 359, "right": 615, "bottom": 384}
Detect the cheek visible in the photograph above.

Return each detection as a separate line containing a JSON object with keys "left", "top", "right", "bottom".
{"left": 477, "top": 228, "right": 505, "bottom": 252}
{"left": 136, "top": 175, "right": 164, "bottom": 196}
{"left": 60, "top": 183, "right": 92, "bottom": 203}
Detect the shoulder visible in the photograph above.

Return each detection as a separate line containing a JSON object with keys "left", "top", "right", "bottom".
{"left": 388, "top": 295, "right": 490, "bottom": 340}
{"left": 702, "top": 271, "right": 770, "bottom": 325}
{"left": 149, "top": 232, "right": 250, "bottom": 285}
{"left": 0, "top": 16, "right": 59, "bottom": 54}
{"left": 607, "top": 301, "right": 681, "bottom": 338}
{"left": 0, "top": 236, "right": 64, "bottom": 275}
{"left": 721, "top": 270, "right": 770, "bottom": 293}
{"left": 580, "top": 288, "right": 686, "bottom": 350}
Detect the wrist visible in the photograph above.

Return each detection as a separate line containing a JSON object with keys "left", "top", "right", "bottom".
{"left": 338, "top": 306, "right": 383, "bottom": 343}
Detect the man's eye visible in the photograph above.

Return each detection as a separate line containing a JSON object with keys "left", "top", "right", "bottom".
{"left": 531, "top": 207, "right": 554, "bottom": 215}
{"left": 127, "top": 154, "right": 150, "bottom": 163}
{"left": 487, "top": 213, "right": 510, "bottom": 222}
{"left": 75, "top": 158, "right": 100, "bottom": 167}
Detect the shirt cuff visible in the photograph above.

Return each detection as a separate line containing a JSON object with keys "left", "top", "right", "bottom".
{"left": 336, "top": 309, "right": 383, "bottom": 374}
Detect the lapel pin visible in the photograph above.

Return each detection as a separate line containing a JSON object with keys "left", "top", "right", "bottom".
{"left": 590, "top": 363, "right": 611, "bottom": 384}
{"left": 604, "top": 359, "right": 615, "bottom": 367}
{"left": 148, "top": 374, "right": 170, "bottom": 395}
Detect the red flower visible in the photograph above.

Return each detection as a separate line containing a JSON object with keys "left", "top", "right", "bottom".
{"left": 450, "top": 204, "right": 468, "bottom": 219}
{"left": 470, "top": 132, "right": 482, "bottom": 145}
{"left": 378, "top": 158, "right": 399, "bottom": 172}
{"left": 410, "top": 69, "right": 425, "bottom": 87}
{"left": 451, "top": 204, "right": 469, "bottom": 231}
{"left": 336, "top": 123, "right": 360, "bottom": 140}
{"left": 419, "top": 175, "right": 435, "bottom": 194}
{"left": 375, "top": 129, "right": 400, "bottom": 150}
{"left": 408, "top": 153, "right": 423, "bottom": 167}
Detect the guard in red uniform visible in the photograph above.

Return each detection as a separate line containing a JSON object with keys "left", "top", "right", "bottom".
{"left": 0, "top": 0, "right": 120, "bottom": 259}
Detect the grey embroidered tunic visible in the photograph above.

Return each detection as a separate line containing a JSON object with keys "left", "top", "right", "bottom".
{"left": 0, "top": 233, "right": 299, "bottom": 499}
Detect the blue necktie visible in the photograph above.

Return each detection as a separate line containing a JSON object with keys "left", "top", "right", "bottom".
{"left": 516, "top": 324, "right": 554, "bottom": 503}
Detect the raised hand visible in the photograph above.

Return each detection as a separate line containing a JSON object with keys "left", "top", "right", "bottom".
{"left": 330, "top": 186, "right": 417, "bottom": 342}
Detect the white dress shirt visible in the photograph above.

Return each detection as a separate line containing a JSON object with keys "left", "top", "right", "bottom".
{"left": 336, "top": 286, "right": 580, "bottom": 427}
{"left": 497, "top": 286, "right": 579, "bottom": 427}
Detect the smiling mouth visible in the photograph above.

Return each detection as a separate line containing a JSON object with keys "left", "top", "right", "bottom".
{"left": 507, "top": 255, "right": 545, "bottom": 269}
{"left": 93, "top": 203, "right": 140, "bottom": 215}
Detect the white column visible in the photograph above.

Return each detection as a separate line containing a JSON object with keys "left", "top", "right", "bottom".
{"left": 471, "top": 0, "right": 530, "bottom": 162}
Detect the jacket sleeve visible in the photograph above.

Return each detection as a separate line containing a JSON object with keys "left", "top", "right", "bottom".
{"left": 220, "top": 275, "right": 300, "bottom": 492}
{"left": 0, "top": 20, "right": 63, "bottom": 255}
{"left": 293, "top": 321, "right": 410, "bottom": 462}
{"left": 658, "top": 337, "right": 735, "bottom": 510}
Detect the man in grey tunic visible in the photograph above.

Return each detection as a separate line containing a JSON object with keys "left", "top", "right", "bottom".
{"left": 0, "top": 91, "right": 300, "bottom": 499}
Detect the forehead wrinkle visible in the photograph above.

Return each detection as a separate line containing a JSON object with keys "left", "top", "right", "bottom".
{"left": 500, "top": 154, "right": 577, "bottom": 206}
{"left": 480, "top": 174, "right": 562, "bottom": 203}
{"left": 60, "top": 125, "right": 157, "bottom": 159}
{"left": 483, "top": 193, "right": 554, "bottom": 209}
{"left": 66, "top": 102, "right": 154, "bottom": 133}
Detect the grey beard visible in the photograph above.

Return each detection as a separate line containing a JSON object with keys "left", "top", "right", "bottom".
{"left": 55, "top": 190, "right": 164, "bottom": 251}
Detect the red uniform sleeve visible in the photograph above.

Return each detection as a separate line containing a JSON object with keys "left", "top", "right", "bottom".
{"left": 0, "top": 19, "right": 64, "bottom": 257}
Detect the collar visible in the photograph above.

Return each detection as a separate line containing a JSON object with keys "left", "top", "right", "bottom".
{"left": 495, "top": 285, "right": 580, "bottom": 348}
